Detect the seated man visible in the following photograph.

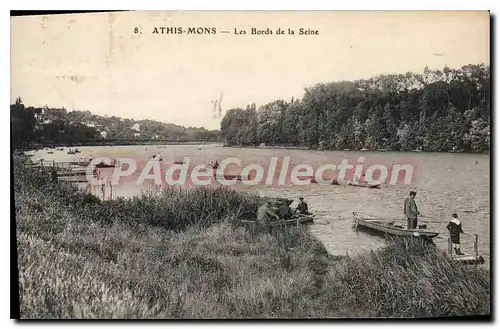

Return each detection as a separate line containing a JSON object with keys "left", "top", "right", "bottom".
{"left": 295, "top": 197, "right": 309, "bottom": 215}
{"left": 257, "top": 201, "right": 279, "bottom": 225}
{"left": 278, "top": 200, "right": 294, "bottom": 220}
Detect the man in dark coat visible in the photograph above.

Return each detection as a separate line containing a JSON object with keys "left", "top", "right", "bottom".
{"left": 278, "top": 200, "right": 294, "bottom": 220}
{"left": 295, "top": 197, "right": 309, "bottom": 215}
{"left": 404, "top": 191, "right": 420, "bottom": 229}
{"left": 447, "top": 213, "right": 465, "bottom": 255}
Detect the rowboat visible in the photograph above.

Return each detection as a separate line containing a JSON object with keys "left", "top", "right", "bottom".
{"left": 346, "top": 182, "right": 381, "bottom": 188}
{"left": 352, "top": 212, "right": 439, "bottom": 239}
{"left": 332, "top": 179, "right": 381, "bottom": 188}
{"left": 95, "top": 162, "right": 116, "bottom": 168}
{"left": 240, "top": 213, "right": 315, "bottom": 227}
{"left": 306, "top": 177, "right": 380, "bottom": 188}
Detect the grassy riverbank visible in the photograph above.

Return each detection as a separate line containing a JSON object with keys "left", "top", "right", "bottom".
{"left": 13, "top": 156, "right": 490, "bottom": 318}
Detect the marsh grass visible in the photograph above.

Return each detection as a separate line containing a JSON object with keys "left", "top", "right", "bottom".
{"left": 13, "top": 156, "right": 490, "bottom": 318}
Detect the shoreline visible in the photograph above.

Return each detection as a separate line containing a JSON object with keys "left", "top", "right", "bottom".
{"left": 220, "top": 144, "right": 491, "bottom": 155}
{"left": 16, "top": 142, "right": 490, "bottom": 155}
{"left": 18, "top": 141, "right": 222, "bottom": 151}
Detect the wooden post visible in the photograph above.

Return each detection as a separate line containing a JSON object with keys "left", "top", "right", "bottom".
{"left": 474, "top": 234, "right": 478, "bottom": 260}
{"left": 101, "top": 182, "right": 105, "bottom": 201}
{"left": 448, "top": 235, "right": 452, "bottom": 255}
{"left": 109, "top": 180, "right": 113, "bottom": 200}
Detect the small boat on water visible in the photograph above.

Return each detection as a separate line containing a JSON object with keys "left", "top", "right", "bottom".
{"left": 307, "top": 177, "right": 380, "bottom": 188}
{"left": 347, "top": 182, "right": 381, "bottom": 188}
{"left": 332, "top": 179, "right": 381, "bottom": 188}
{"left": 173, "top": 152, "right": 184, "bottom": 165}
{"left": 93, "top": 158, "right": 118, "bottom": 168}
{"left": 95, "top": 162, "right": 116, "bottom": 168}
{"left": 352, "top": 212, "right": 439, "bottom": 239}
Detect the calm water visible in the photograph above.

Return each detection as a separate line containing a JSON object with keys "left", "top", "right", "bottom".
{"left": 28, "top": 144, "right": 490, "bottom": 263}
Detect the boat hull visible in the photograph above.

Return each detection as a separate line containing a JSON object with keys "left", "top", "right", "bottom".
{"left": 307, "top": 177, "right": 381, "bottom": 188}
{"left": 241, "top": 214, "right": 315, "bottom": 227}
{"left": 353, "top": 213, "right": 439, "bottom": 239}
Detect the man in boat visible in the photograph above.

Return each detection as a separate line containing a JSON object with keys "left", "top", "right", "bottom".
{"left": 257, "top": 201, "right": 280, "bottom": 232}
{"left": 295, "top": 197, "right": 309, "bottom": 215}
{"left": 447, "top": 213, "right": 465, "bottom": 255}
{"left": 278, "top": 200, "right": 294, "bottom": 220}
{"left": 404, "top": 191, "right": 420, "bottom": 229}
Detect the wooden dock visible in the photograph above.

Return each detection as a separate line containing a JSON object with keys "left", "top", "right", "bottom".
{"left": 36, "top": 159, "right": 92, "bottom": 182}
{"left": 447, "top": 234, "right": 485, "bottom": 265}
{"left": 35, "top": 159, "right": 115, "bottom": 200}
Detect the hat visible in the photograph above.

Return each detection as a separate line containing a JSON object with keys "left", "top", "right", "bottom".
{"left": 299, "top": 197, "right": 304, "bottom": 200}
{"left": 452, "top": 213, "right": 458, "bottom": 218}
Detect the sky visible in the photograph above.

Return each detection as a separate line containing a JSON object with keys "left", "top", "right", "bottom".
{"left": 11, "top": 11, "right": 490, "bottom": 130}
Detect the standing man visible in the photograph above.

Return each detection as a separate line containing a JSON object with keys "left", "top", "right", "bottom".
{"left": 404, "top": 191, "right": 420, "bottom": 229}
{"left": 447, "top": 213, "right": 465, "bottom": 255}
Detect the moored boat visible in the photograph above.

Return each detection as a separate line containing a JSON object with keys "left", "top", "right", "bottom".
{"left": 352, "top": 212, "right": 439, "bottom": 239}
{"left": 240, "top": 213, "right": 315, "bottom": 227}
{"left": 348, "top": 182, "right": 381, "bottom": 188}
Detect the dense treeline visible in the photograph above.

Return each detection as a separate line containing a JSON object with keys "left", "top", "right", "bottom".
{"left": 221, "top": 64, "right": 490, "bottom": 152}
{"left": 10, "top": 98, "right": 220, "bottom": 150}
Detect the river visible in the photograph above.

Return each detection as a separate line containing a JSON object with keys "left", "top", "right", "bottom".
{"left": 27, "top": 144, "right": 491, "bottom": 264}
